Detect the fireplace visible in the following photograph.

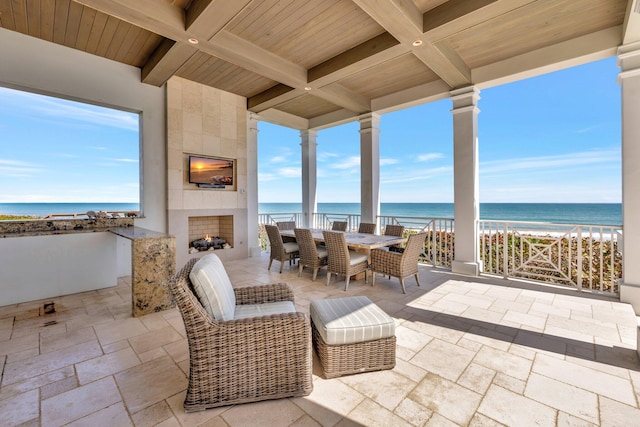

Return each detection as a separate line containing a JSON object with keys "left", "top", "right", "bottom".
{"left": 188, "top": 215, "right": 233, "bottom": 252}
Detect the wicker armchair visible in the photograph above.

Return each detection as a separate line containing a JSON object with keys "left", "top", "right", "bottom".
{"left": 168, "top": 258, "right": 313, "bottom": 412}
{"left": 370, "top": 233, "right": 427, "bottom": 293}
{"left": 322, "top": 230, "right": 369, "bottom": 291}
{"left": 358, "top": 222, "right": 377, "bottom": 234}
{"left": 294, "top": 228, "right": 328, "bottom": 281}
{"left": 265, "top": 224, "right": 299, "bottom": 273}
{"left": 331, "top": 221, "right": 347, "bottom": 231}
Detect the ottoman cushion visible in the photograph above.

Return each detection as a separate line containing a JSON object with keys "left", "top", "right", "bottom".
{"left": 310, "top": 296, "right": 395, "bottom": 345}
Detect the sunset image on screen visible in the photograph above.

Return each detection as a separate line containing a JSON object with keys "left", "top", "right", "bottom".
{"left": 190, "top": 157, "right": 233, "bottom": 185}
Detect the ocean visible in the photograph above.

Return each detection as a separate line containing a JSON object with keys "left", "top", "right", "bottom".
{"left": 259, "top": 203, "right": 623, "bottom": 226}
{"left": 0, "top": 202, "right": 623, "bottom": 226}
{"left": 0, "top": 203, "right": 140, "bottom": 217}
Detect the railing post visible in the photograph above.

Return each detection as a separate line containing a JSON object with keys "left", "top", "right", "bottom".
{"left": 502, "top": 222, "right": 508, "bottom": 279}
{"left": 577, "top": 226, "right": 583, "bottom": 291}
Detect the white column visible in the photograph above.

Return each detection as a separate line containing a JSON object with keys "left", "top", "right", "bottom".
{"left": 450, "top": 86, "right": 483, "bottom": 276}
{"left": 247, "top": 113, "right": 261, "bottom": 257}
{"left": 300, "top": 129, "right": 318, "bottom": 228}
{"left": 360, "top": 113, "right": 381, "bottom": 225}
{"left": 618, "top": 43, "right": 640, "bottom": 314}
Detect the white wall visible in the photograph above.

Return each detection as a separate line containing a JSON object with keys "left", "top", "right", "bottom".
{"left": 0, "top": 28, "right": 165, "bottom": 302}
{"left": 0, "top": 233, "right": 117, "bottom": 306}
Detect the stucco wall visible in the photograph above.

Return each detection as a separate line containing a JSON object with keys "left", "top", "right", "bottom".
{"left": 166, "top": 77, "right": 249, "bottom": 268}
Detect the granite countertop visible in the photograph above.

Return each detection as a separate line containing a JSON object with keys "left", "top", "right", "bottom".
{"left": 0, "top": 218, "right": 135, "bottom": 238}
{"left": 108, "top": 226, "right": 172, "bottom": 240}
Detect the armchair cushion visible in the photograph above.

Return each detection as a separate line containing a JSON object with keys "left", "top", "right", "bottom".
{"left": 189, "top": 254, "right": 236, "bottom": 321}
{"left": 235, "top": 301, "right": 296, "bottom": 319}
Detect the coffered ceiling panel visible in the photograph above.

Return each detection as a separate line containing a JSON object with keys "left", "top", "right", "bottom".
{"left": 0, "top": 0, "right": 631, "bottom": 129}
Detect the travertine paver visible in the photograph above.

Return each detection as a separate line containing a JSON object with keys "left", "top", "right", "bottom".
{"left": 0, "top": 253, "right": 638, "bottom": 427}
{"left": 524, "top": 373, "right": 599, "bottom": 424}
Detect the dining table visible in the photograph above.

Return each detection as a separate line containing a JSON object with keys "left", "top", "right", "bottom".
{"left": 279, "top": 228, "right": 406, "bottom": 253}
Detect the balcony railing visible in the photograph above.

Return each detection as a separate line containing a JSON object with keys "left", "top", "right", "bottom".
{"left": 257, "top": 213, "right": 622, "bottom": 294}
{"left": 479, "top": 221, "right": 621, "bottom": 294}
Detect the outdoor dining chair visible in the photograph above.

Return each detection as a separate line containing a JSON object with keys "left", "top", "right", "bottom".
{"left": 331, "top": 221, "right": 347, "bottom": 231}
{"left": 383, "top": 224, "right": 405, "bottom": 252}
{"left": 277, "top": 221, "right": 297, "bottom": 243}
{"left": 294, "top": 228, "right": 328, "bottom": 281}
{"left": 265, "top": 224, "right": 299, "bottom": 273}
{"left": 370, "top": 232, "right": 427, "bottom": 293}
{"left": 357, "top": 222, "right": 376, "bottom": 234}
{"left": 322, "top": 230, "right": 369, "bottom": 291}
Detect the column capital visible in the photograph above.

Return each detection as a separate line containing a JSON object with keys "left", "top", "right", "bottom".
{"left": 450, "top": 86, "right": 480, "bottom": 112}
{"left": 248, "top": 112, "right": 260, "bottom": 133}
{"left": 358, "top": 112, "right": 381, "bottom": 128}
{"left": 618, "top": 42, "right": 640, "bottom": 81}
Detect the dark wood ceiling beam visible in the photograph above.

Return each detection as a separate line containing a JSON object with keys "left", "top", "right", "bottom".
{"left": 351, "top": 0, "right": 470, "bottom": 88}
{"left": 422, "top": 0, "right": 537, "bottom": 40}
{"left": 186, "top": 0, "right": 251, "bottom": 39}
{"left": 142, "top": 38, "right": 198, "bottom": 85}
{"left": 247, "top": 84, "right": 302, "bottom": 111}
{"left": 308, "top": 32, "right": 405, "bottom": 84}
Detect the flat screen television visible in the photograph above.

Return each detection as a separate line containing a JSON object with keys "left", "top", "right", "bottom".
{"left": 188, "top": 155, "right": 234, "bottom": 188}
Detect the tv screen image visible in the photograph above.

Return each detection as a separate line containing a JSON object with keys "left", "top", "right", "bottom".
{"left": 189, "top": 156, "right": 234, "bottom": 187}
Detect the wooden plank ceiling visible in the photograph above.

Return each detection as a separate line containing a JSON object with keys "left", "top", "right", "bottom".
{"left": 0, "top": 0, "right": 633, "bottom": 129}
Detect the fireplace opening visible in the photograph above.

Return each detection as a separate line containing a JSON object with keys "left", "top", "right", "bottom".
{"left": 188, "top": 215, "right": 233, "bottom": 252}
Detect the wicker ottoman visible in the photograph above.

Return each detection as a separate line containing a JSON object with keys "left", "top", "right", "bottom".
{"left": 310, "top": 296, "right": 396, "bottom": 378}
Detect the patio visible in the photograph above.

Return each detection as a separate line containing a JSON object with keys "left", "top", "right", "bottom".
{"left": 1, "top": 255, "right": 638, "bottom": 426}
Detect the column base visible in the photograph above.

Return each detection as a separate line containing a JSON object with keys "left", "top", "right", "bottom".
{"left": 620, "top": 280, "right": 640, "bottom": 315}
{"left": 451, "top": 260, "right": 483, "bottom": 277}
{"left": 249, "top": 246, "right": 262, "bottom": 257}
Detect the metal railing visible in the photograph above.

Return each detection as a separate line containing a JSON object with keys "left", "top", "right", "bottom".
{"left": 312, "top": 213, "right": 361, "bottom": 231}
{"left": 479, "top": 221, "right": 622, "bottom": 294}
{"left": 257, "top": 212, "right": 303, "bottom": 227}
{"left": 257, "top": 212, "right": 622, "bottom": 294}
{"left": 379, "top": 215, "right": 454, "bottom": 267}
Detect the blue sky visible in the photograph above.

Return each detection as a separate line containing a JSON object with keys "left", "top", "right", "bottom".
{"left": 0, "top": 88, "right": 140, "bottom": 203}
{"left": 0, "top": 56, "right": 620, "bottom": 204}
{"left": 258, "top": 56, "right": 621, "bottom": 203}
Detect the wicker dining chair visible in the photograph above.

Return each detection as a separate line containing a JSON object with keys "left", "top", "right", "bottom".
{"left": 168, "top": 258, "right": 313, "bottom": 412}
{"left": 370, "top": 232, "right": 427, "bottom": 293}
{"left": 357, "top": 222, "right": 377, "bottom": 234}
{"left": 265, "top": 224, "right": 299, "bottom": 273}
{"left": 294, "top": 228, "right": 328, "bottom": 281}
{"left": 384, "top": 224, "right": 405, "bottom": 252}
{"left": 276, "top": 221, "right": 297, "bottom": 243}
{"left": 331, "top": 221, "right": 348, "bottom": 231}
{"left": 322, "top": 230, "right": 369, "bottom": 291}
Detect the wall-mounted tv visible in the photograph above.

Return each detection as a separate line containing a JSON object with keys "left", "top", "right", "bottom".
{"left": 188, "top": 155, "right": 234, "bottom": 188}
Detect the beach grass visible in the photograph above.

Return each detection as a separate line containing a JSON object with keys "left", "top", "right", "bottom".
{"left": 0, "top": 214, "right": 41, "bottom": 220}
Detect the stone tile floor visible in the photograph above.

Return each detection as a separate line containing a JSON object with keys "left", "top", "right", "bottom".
{"left": 1, "top": 253, "right": 639, "bottom": 426}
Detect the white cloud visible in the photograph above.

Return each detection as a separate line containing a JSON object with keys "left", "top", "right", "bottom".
{"left": 279, "top": 167, "right": 301, "bottom": 178}
{"left": 112, "top": 158, "right": 139, "bottom": 163}
{"left": 416, "top": 153, "right": 444, "bottom": 162}
{"left": 330, "top": 156, "right": 361, "bottom": 170}
{"left": 318, "top": 152, "right": 339, "bottom": 162}
{"left": 480, "top": 149, "right": 619, "bottom": 175}
{"left": 380, "top": 158, "right": 398, "bottom": 166}
{"left": 271, "top": 155, "right": 287, "bottom": 163}
{"left": 0, "top": 159, "right": 42, "bottom": 177}
{"left": 258, "top": 172, "right": 279, "bottom": 182}
{"left": 0, "top": 87, "right": 139, "bottom": 132}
